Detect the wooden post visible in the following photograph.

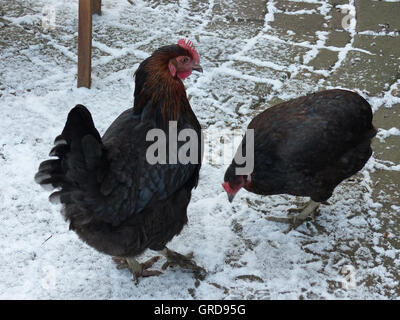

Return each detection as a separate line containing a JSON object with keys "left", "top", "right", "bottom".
{"left": 77, "top": 0, "right": 92, "bottom": 88}
{"left": 92, "top": 0, "right": 102, "bottom": 15}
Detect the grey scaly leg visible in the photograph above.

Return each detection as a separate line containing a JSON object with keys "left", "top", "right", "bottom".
{"left": 158, "top": 247, "right": 207, "bottom": 280}
{"left": 112, "top": 256, "right": 162, "bottom": 284}
{"left": 265, "top": 199, "right": 321, "bottom": 233}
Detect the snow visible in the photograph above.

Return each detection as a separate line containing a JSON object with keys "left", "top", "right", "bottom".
{"left": 0, "top": 0, "right": 399, "bottom": 299}
{"left": 376, "top": 128, "right": 400, "bottom": 143}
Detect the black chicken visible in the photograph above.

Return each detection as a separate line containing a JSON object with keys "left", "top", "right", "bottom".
{"left": 223, "top": 89, "right": 377, "bottom": 232}
{"left": 35, "top": 39, "right": 205, "bottom": 282}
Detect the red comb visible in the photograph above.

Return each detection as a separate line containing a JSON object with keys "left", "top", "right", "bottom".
{"left": 177, "top": 38, "right": 200, "bottom": 64}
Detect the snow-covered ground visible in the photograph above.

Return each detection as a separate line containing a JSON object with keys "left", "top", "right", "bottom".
{"left": 1, "top": 0, "right": 400, "bottom": 299}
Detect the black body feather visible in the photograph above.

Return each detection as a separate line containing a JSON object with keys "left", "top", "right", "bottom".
{"left": 225, "top": 89, "right": 376, "bottom": 202}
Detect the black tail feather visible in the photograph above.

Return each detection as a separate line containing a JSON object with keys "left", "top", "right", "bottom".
{"left": 38, "top": 159, "right": 62, "bottom": 173}
{"left": 49, "top": 143, "right": 69, "bottom": 157}
{"left": 61, "top": 104, "right": 101, "bottom": 144}
{"left": 35, "top": 104, "right": 106, "bottom": 227}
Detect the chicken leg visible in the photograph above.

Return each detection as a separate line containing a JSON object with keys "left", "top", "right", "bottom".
{"left": 159, "top": 247, "right": 207, "bottom": 280}
{"left": 112, "top": 256, "right": 162, "bottom": 284}
{"left": 266, "top": 199, "right": 321, "bottom": 233}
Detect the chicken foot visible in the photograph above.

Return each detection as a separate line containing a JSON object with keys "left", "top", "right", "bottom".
{"left": 159, "top": 247, "right": 207, "bottom": 280}
{"left": 265, "top": 199, "right": 321, "bottom": 233}
{"left": 112, "top": 256, "right": 162, "bottom": 284}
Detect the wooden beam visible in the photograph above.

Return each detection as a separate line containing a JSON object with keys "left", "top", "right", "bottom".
{"left": 77, "top": 0, "right": 92, "bottom": 88}
{"left": 92, "top": 0, "right": 102, "bottom": 15}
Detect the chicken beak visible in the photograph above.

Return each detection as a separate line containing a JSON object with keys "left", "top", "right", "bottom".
{"left": 228, "top": 193, "right": 236, "bottom": 203}
{"left": 192, "top": 64, "right": 203, "bottom": 73}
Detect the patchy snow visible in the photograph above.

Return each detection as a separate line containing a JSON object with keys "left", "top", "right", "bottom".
{"left": 376, "top": 128, "right": 400, "bottom": 143}
{"left": 0, "top": 0, "right": 399, "bottom": 299}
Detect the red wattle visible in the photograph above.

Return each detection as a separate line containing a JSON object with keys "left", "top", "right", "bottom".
{"left": 177, "top": 70, "right": 192, "bottom": 79}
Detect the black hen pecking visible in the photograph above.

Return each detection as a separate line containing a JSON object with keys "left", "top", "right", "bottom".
{"left": 35, "top": 39, "right": 205, "bottom": 282}
{"left": 223, "top": 89, "right": 377, "bottom": 232}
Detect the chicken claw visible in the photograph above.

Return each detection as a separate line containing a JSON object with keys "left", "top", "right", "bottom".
{"left": 112, "top": 256, "right": 162, "bottom": 284}
{"left": 265, "top": 200, "right": 321, "bottom": 233}
{"left": 159, "top": 247, "right": 207, "bottom": 280}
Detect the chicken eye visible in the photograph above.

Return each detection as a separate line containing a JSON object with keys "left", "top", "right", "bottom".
{"left": 181, "top": 57, "right": 189, "bottom": 64}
